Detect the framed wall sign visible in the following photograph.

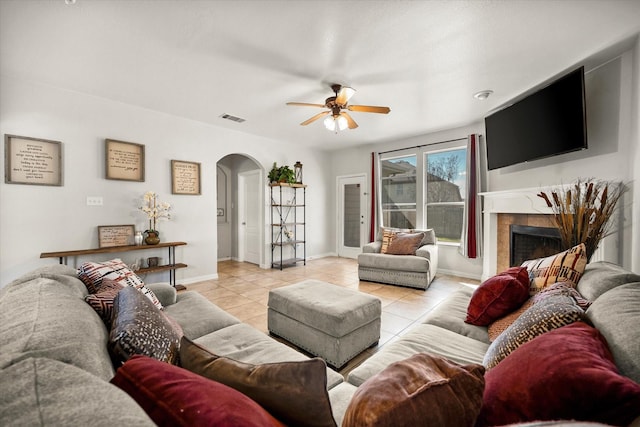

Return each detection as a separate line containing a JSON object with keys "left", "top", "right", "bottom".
{"left": 105, "top": 139, "right": 145, "bottom": 181}
{"left": 171, "top": 159, "right": 201, "bottom": 195}
{"left": 4, "top": 134, "right": 63, "bottom": 186}
{"left": 98, "top": 224, "right": 135, "bottom": 248}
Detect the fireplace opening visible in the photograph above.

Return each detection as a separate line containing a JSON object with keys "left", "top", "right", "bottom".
{"left": 510, "top": 225, "right": 562, "bottom": 267}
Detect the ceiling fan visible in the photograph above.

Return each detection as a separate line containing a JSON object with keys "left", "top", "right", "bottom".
{"left": 286, "top": 84, "right": 391, "bottom": 132}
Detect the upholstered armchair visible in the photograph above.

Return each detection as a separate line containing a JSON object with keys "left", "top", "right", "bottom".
{"left": 357, "top": 228, "right": 438, "bottom": 290}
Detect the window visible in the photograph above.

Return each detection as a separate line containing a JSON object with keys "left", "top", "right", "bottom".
{"left": 381, "top": 155, "right": 416, "bottom": 229}
{"left": 425, "top": 148, "right": 466, "bottom": 243}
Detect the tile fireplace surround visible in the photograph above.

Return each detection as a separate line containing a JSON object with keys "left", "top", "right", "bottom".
{"left": 480, "top": 187, "right": 609, "bottom": 281}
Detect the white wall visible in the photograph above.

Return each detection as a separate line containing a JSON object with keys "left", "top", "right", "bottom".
{"left": 0, "top": 77, "right": 331, "bottom": 286}
{"left": 330, "top": 46, "right": 640, "bottom": 277}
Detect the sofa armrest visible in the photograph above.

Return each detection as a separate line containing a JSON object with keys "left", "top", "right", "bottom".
{"left": 416, "top": 244, "right": 438, "bottom": 277}
{"left": 146, "top": 282, "right": 177, "bottom": 307}
{"left": 362, "top": 241, "right": 382, "bottom": 253}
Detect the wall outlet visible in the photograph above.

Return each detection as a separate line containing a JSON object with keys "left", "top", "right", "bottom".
{"left": 86, "top": 196, "right": 103, "bottom": 206}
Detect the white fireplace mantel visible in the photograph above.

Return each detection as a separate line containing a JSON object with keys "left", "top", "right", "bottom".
{"left": 480, "top": 187, "right": 554, "bottom": 280}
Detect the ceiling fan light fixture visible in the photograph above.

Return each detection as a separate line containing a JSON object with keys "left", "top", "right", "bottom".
{"left": 323, "top": 114, "right": 348, "bottom": 132}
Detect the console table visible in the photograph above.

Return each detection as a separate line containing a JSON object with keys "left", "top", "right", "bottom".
{"left": 40, "top": 241, "right": 187, "bottom": 289}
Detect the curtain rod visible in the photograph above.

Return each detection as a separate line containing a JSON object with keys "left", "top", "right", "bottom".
{"left": 378, "top": 137, "right": 468, "bottom": 155}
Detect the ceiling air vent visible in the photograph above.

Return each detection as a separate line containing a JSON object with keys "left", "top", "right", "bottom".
{"left": 219, "top": 113, "right": 246, "bottom": 123}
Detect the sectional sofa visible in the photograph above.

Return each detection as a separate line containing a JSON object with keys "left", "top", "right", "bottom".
{"left": 1, "top": 260, "right": 639, "bottom": 426}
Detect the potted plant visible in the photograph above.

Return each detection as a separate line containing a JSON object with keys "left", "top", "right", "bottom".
{"left": 139, "top": 191, "right": 172, "bottom": 245}
{"left": 268, "top": 162, "right": 279, "bottom": 183}
{"left": 268, "top": 163, "right": 296, "bottom": 184}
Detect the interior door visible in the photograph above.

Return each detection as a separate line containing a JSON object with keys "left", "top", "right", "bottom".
{"left": 337, "top": 174, "right": 367, "bottom": 258}
{"left": 238, "top": 170, "right": 261, "bottom": 265}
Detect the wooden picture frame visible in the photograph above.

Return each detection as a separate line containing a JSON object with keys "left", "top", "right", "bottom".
{"left": 171, "top": 160, "right": 201, "bottom": 195}
{"left": 105, "top": 139, "right": 145, "bottom": 182}
{"left": 4, "top": 134, "right": 63, "bottom": 186}
{"left": 98, "top": 224, "right": 135, "bottom": 248}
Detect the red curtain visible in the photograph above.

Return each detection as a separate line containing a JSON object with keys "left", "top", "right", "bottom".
{"left": 460, "top": 134, "right": 482, "bottom": 258}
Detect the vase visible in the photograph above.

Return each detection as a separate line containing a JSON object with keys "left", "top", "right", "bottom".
{"left": 145, "top": 231, "right": 160, "bottom": 245}
{"left": 134, "top": 231, "right": 144, "bottom": 246}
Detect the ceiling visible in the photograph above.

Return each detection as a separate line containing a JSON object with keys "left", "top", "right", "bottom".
{"left": 1, "top": 1, "right": 640, "bottom": 151}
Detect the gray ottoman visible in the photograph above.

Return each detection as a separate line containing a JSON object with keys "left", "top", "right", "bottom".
{"left": 268, "top": 280, "right": 381, "bottom": 369}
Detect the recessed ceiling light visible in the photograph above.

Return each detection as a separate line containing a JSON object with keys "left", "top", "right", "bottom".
{"left": 473, "top": 90, "right": 493, "bottom": 100}
{"left": 64, "top": 0, "right": 76, "bottom": 4}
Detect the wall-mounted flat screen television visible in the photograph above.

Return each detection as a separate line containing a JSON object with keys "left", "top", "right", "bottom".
{"left": 484, "top": 66, "right": 587, "bottom": 170}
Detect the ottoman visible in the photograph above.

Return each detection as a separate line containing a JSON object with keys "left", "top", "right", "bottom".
{"left": 268, "top": 280, "right": 382, "bottom": 369}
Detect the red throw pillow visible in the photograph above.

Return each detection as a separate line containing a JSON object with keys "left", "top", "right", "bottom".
{"left": 110, "top": 355, "right": 285, "bottom": 427}
{"left": 465, "top": 267, "right": 530, "bottom": 326}
{"left": 477, "top": 322, "right": 640, "bottom": 426}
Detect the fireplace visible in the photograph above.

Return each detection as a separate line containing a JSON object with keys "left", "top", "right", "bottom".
{"left": 510, "top": 224, "right": 561, "bottom": 267}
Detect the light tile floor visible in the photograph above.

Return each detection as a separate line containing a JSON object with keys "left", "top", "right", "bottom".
{"left": 182, "top": 257, "right": 478, "bottom": 375}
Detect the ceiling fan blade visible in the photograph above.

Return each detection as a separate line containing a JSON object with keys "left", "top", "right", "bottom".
{"left": 335, "top": 86, "right": 356, "bottom": 105}
{"left": 287, "top": 102, "right": 326, "bottom": 108}
{"left": 300, "top": 111, "right": 330, "bottom": 126}
{"left": 341, "top": 112, "right": 359, "bottom": 129}
{"left": 347, "top": 105, "right": 391, "bottom": 114}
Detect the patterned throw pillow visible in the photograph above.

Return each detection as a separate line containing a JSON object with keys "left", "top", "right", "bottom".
{"left": 380, "top": 229, "right": 397, "bottom": 254}
{"left": 483, "top": 294, "right": 586, "bottom": 369}
{"left": 487, "top": 298, "right": 533, "bottom": 342}
{"left": 109, "top": 287, "right": 181, "bottom": 366}
{"left": 385, "top": 232, "right": 425, "bottom": 255}
{"left": 84, "top": 279, "right": 122, "bottom": 326}
{"left": 521, "top": 243, "right": 587, "bottom": 295}
{"left": 78, "top": 259, "right": 162, "bottom": 310}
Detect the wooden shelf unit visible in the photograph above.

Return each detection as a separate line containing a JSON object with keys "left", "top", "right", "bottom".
{"left": 40, "top": 241, "right": 187, "bottom": 288}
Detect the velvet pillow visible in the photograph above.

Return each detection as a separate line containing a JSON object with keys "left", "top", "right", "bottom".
{"left": 78, "top": 258, "right": 162, "bottom": 309}
{"left": 465, "top": 267, "right": 530, "bottom": 326}
{"left": 109, "top": 286, "right": 181, "bottom": 366}
{"left": 483, "top": 294, "right": 586, "bottom": 369}
{"left": 385, "top": 232, "right": 425, "bottom": 255}
{"left": 521, "top": 243, "right": 587, "bottom": 295}
{"left": 179, "top": 337, "right": 336, "bottom": 427}
{"left": 111, "top": 355, "right": 285, "bottom": 427}
{"left": 477, "top": 322, "right": 640, "bottom": 427}
{"left": 342, "top": 353, "right": 485, "bottom": 427}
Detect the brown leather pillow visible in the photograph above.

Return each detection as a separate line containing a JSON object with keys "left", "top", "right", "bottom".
{"left": 179, "top": 337, "right": 336, "bottom": 427}
{"left": 342, "top": 353, "right": 485, "bottom": 427}
{"left": 385, "top": 232, "right": 425, "bottom": 255}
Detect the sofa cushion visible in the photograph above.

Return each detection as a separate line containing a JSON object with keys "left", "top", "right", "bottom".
{"left": 423, "top": 288, "right": 490, "bottom": 343}
{"left": 1, "top": 357, "right": 155, "bottom": 426}
{"left": 179, "top": 337, "right": 336, "bottom": 427}
{"left": 521, "top": 243, "right": 587, "bottom": 295}
{"left": 0, "top": 276, "right": 115, "bottom": 381}
{"left": 111, "top": 355, "right": 285, "bottom": 427}
{"left": 586, "top": 282, "right": 640, "bottom": 383}
{"left": 483, "top": 294, "right": 586, "bottom": 369}
{"left": 78, "top": 258, "right": 163, "bottom": 309}
{"left": 465, "top": 267, "right": 530, "bottom": 326}
{"left": 385, "top": 232, "right": 425, "bottom": 255}
{"left": 162, "top": 290, "right": 241, "bottom": 339}
{"left": 342, "top": 354, "right": 485, "bottom": 427}
{"left": 357, "top": 252, "right": 430, "bottom": 272}
{"left": 109, "top": 286, "right": 181, "bottom": 366}
{"left": 194, "top": 323, "right": 344, "bottom": 389}
{"left": 477, "top": 322, "right": 640, "bottom": 427}
{"left": 577, "top": 261, "right": 640, "bottom": 301}
{"left": 347, "top": 324, "right": 489, "bottom": 387}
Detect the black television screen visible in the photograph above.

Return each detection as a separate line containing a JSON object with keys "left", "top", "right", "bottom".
{"left": 485, "top": 67, "right": 587, "bottom": 170}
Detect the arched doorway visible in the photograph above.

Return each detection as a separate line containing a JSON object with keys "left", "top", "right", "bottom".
{"left": 216, "top": 154, "right": 264, "bottom": 266}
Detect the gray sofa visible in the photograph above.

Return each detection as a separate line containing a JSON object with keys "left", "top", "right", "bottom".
{"left": 357, "top": 228, "right": 439, "bottom": 289}
{"left": 1, "top": 261, "right": 639, "bottom": 426}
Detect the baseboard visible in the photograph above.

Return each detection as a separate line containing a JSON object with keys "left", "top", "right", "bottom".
{"left": 179, "top": 273, "right": 219, "bottom": 285}
{"left": 436, "top": 268, "right": 482, "bottom": 281}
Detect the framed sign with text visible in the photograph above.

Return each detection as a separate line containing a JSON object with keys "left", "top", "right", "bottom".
{"left": 4, "top": 134, "right": 63, "bottom": 186}
{"left": 105, "top": 139, "right": 145, "bottom": 182}
{"left": 171, "top": 159, "right": 201, "bottom": 195}
{"left": 98, "top": 224, "right": 135, "bottom": 248}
